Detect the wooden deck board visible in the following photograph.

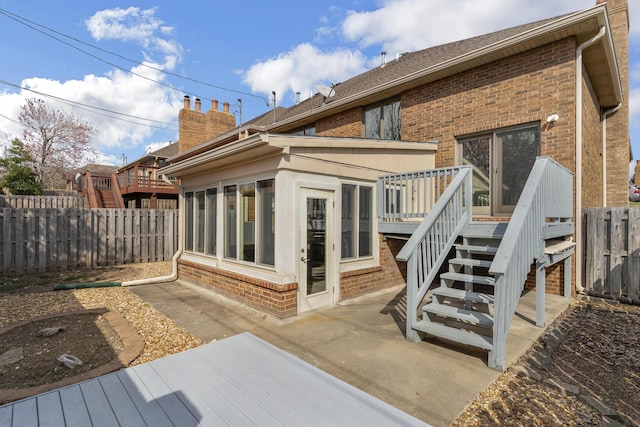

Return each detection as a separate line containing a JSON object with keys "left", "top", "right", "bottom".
{"left": 79, "top": 380, "right": 119, "bottom": 427}
{"left": 58, "top": 387, "right": 92, "bottom": 427}
{"left": 155, "top": 350, "right": 270, "bottom": 426}
{"left": 114, "top": 370, "right": 174, "bottom": 427}
{"left": 0, "top": 333, "right": 430, "bottom": 426}
{"left": 203, "top": 336, "right": 376, "bottom": 426}
{"left": 98, "top": 374, "right": 147, "bottom": 427}
{"left": 36, "top": 392, "right": 65, "bottom": 427}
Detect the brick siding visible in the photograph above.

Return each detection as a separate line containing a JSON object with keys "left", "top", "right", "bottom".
{"left": 340, "top": 236, "right": 407, "bottom": 301}
{"left": 177, "top": 259, "right": 298, "bottom": 319}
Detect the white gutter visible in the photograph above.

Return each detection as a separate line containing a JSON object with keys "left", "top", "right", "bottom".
{"left": 575, "top": 26, "right": 606, "bottom": 293}
{"left": 601, "top": 102, "right": 623, "bottom": 206}
{"left": 122, "top": 174, "right": 183, "bottom": 287}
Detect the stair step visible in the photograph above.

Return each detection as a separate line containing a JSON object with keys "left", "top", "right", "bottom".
{"left": 449, "top": 257, "right": 493, "bottom": 268}
{"left": 461, "top": 222, "right": 507, "bottom": 239}
{"left": 432, "top": 287, "right": 494, "bottom": 304}
{"left": 440, "top": 272, "right": 495, "bottom": 286}
{"left": 413, "top": 321, "right": 493, "bottom": 351}
{"left": 423, "top": 303, "right": 494, "bottom": 326}
{"left": 454, "top": 244, "right": 498, "bottom": 255}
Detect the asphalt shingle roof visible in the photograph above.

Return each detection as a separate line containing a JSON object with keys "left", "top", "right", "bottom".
{"left": 248, "top": 13, "right": 571, "bottom": 127}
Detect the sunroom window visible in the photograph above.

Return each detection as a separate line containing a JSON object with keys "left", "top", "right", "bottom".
{"left": 341, "top": 184, "right": 373, "bottom": 259}
{"left": 364, "top": 99, "right": 401, "bottom": 140}
{"left": 184, "top": 189, "right": 217, "bottom": 255}
{"left": 224, "top": 178, "right": 275, "bottom": 266}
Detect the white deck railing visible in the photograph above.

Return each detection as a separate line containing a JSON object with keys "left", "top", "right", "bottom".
{"left": 377, "top": 167, "right": 464, "bottom": 222}
{"left": 489, "top": 157, "right": 573, "bottom": 370}
{"left": 394, "top": 166, "right": 473, "bottom": 341}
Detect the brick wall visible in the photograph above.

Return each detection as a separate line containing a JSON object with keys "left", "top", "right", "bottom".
{"left": 316, "top": 108, "right": 364, "bottom": 137}
{"left": 582, "top": 76, "right": 605, "bottom": 208}
{"left": 601, "top": 0, "right": 631, "bottom": 206}
{"left": 340, "top": 236, "right": 407, "bottom": 301}
{"left": 402, "top": 39, "right": 578, "bottom": 173}
{"left": 177, "top": 259, "right": 298, "bottom": 318}
{"left": 178, "top": 97, "right": 236, "bottom": 153}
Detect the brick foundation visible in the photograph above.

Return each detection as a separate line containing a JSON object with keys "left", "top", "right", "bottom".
{"left": 177, "top": 259, "right": 298, "bottom": 319}
{"left": 524, "top": 262, "right": 566, "bottom": 296}
{"left": 340, "top": 235, "right": 407, "bottom": 301}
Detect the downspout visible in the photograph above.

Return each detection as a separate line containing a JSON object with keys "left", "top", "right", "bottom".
{"left": 575, "top": 26, "right": 606, "bottom": 293}
{"left": 122, "top": 174, "right": 182, "bottom": 286}
{"left": 601, "top": 102, "right": 622, "bottom": 206}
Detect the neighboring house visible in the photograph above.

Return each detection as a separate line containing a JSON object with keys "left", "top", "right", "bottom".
{"left": 76, "top": 163, "right": 119, "bottom": 208}
{"left": 160, "top": 0, "right": 629, "bottom": 370}
{"left": 79, "top": 143, "right": 180, "bottom": 209}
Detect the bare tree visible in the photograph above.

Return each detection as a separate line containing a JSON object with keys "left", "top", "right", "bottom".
{"left": 19, "top": 98, "right": 95, "bottom": 189}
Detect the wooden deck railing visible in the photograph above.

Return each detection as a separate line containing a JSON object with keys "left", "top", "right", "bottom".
{"left": 394, "top": 166, "right": 473, "bottom": 342}
{"left": 489, "top": 157, "right": 573, "bottom": 370}
{"left": 115, "top": 169, "right": 176, "bottom": 190}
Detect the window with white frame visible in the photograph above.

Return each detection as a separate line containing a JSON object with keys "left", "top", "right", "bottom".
{"left": 364, "top": 98, "right": 401, "bottom": 140}
{"left": 205, "top": 188, "right": 217, "bottom": 255}
{"left": 341, "top": 184, "right": 373, "bottom": 259}
{"left": 224, "top": 178, "right": 275, "bottom": 266}
{"left": 185, "top": 178, "right": 275, "bottom": 267}
{"left": 184, "top": 189, "right": 217, "bottom": 255}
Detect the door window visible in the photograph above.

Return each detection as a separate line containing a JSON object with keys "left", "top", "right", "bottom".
{"left": 459, "top": 124, "right": 540, "bottom": 215}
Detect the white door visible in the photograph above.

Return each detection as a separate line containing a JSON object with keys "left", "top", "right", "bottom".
{"left": 299, "top": 189, "right": 335, "bottom": 312}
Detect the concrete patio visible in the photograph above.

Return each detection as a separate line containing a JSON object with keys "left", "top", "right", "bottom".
{"left": 130, "top": 280, "right": 572, "bottom": 427}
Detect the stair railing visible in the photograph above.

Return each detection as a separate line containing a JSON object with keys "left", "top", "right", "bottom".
{"left": 110, "top": 173, "right": 125, "bottom": 208}
{"left": 83, "top": 171, "right": 99, "bottom": 209}
{"left": 489, "top": 156, "right": 573, "bottom": 370}
{"left": 395, "top": 166, "right": 473, "bottom": 342}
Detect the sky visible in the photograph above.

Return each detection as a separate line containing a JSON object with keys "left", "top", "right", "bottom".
{"left": 0, "top": 0, "right": 638, "bottom": 172}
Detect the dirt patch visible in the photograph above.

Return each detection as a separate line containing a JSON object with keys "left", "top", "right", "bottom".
{"left": 453, "top": 298, "right": 640, "bottom": 426}
{"left": 0, "top": 312, "right": 122, "bottom": 390}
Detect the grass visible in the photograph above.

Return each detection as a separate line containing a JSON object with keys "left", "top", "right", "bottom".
{"left": 0, "top": 271, "right": 91, "bottom": 294}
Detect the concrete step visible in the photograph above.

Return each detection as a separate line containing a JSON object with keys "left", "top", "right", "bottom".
{"left": 423, "top": 303, "right": 494, "bottom": 326}
{"left": 440, "top": 272, "right": 495, "bottom": 286}
{"left": 448, "top": 257, "right": 493, "bottom": 268}
{"left": 412, "top": 320, "right": 493, "bottom": 351}
{"left": 431, "top": 287, "right": 494, "bottom": 304}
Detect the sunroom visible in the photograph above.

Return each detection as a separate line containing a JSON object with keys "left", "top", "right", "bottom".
{"left": 160, "top": 133, "right": 437, "bottom": 317}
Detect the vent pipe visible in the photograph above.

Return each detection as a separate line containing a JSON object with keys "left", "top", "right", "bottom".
{"left": 380, "top": 51, "right": 387, "bottom": 67}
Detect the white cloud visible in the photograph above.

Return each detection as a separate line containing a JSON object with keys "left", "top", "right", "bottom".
{"left": 86, "top": 7, "right": 182, "bottom": 69}
{"left": 0, "top": 62, "right": 181, "bottom": 163}
{"left": 342, "top": 0, "right": 592, "bottom": 54}
{"left": 242, "top": 43, "right": 367, "bottom": 103}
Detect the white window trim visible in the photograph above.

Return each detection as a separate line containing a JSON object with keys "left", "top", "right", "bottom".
{"left": 339, "top": 180, "right": 379, "bottom": 270}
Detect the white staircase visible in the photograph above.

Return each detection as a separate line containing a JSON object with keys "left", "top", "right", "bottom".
{"left": 413, "top": 223, "right": 505, "bottom": 353}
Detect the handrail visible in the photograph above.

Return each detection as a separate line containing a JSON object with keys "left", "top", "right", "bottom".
{"left": 395, "top": 166, "right": 473, "bottom": 341}
{"left": 83, "top": 171, "right": 97, "bottom": 208}
{"left": 110, "top": 173, "right": 125, "bottom": 208}
{"left": 488, "top": 156, "right": 573, "bottom": 370}
{"left": 378, "top": 166, "right": 463, "bottom": 222}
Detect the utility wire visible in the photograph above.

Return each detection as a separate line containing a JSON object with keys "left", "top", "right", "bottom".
{"left": 0, "top": 78, "right": 178, "bottom": 131}
{"left": 0, "top": 7, "right": 269, "bottom": 104}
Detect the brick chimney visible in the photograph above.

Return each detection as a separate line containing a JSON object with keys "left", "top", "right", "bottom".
{"left": 178, "top": 96, "right": 237, "bottom": 153}
{"left": 178, "top": 96, "right": 206, "bottom": 153}
{"left": 205, "top": 99, "right": 236, "bottom": 141}
{"left": 596, "top": 0, "right": 630, "bottom": 205}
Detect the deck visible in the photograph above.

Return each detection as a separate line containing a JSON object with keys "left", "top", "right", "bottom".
{"left": 0, "top": 333, "right": 429, "bottom": 426}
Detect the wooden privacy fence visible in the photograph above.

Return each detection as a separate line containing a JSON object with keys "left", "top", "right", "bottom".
{"left": 583, "top": 207, "right": 640, "bottom": 304}
{"left": 0, "top": 195, "right": 86, "bottom": 208}
{"left": 0, "top": 208, "right": 178, "bottom": 277}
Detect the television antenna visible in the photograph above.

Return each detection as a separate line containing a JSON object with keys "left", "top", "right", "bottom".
{"left": 315, "top": 84, "right": 335, "bottom": 104}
